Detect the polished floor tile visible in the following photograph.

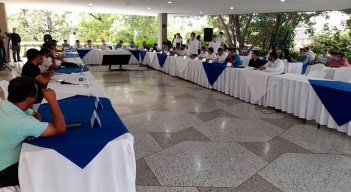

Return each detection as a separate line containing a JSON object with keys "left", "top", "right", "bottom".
{"left": 260, "top": 114, "right": 306, "bottom": 130}
{"left": 122, "top": 111, "right": 203, "bottom": 133}
{"left": 150, "top": 127, "right": 210, "bottom": 149}
{"left": 197, "top": 174, "right": 281, "bottom": 192}
{"left": 224, "top": 103, "right": 286, "bottom": 120}
{"left": 239, "top": 136, "right": 312, "bottom": 163}
{"left": 280, "top": 125, "right": 351, "bottom": 154}
{"left": 161, "top": 98, "right": 228, "bottom": 113}
{"left": 193, "top": 117, "right": 284, "bottom": 142}
{"left": 133, "top": 133, "right": 162, "bottom": 160}
{"left": 259, "top": 153, "right": 351, "bottom": 192}
{"left": 136, "top": 186, "right": 200, "bottom": 192}
{"left": 136, "top": 158, "right": 160, "bottom": 186}
{"left": 215, "top": 98, "right": 242, "bottom": 106}
{"left": 145, "top": 141, "right": 268, "bottom": 187}
{"left": 191, "top": 109, "right": 238, "bottom": 122}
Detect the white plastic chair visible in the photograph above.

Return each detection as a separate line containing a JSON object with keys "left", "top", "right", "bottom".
{"left": 0, "top": 80, "right": 9, "bottom": 99}
{"left": 306, "top": 64, "right": 326, "bottom": 79}
{"left": 333, "top": 67, "right": 351, "bottom": 82}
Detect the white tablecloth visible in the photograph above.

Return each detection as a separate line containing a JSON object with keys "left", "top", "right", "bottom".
{"left": 19, "top": 71, "right": 136, "bottom": 192}
{"left": 80, "top": 49, "right": 139, "bottom": 65}
{"left": 143, "top": 52, "right": 351, "bottom": 136}
{"left": 285, "top": 62, "right": 303, "bottom": 75}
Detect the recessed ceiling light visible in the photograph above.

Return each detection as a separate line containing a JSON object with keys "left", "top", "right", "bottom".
{"left": 200, "top": 11, "right": 203, "bottom": 14}
{"left": 281, "top": 0, "right": 285, "bottom": 2}
{"left": 168, "top": 1, "right": 172, "bottom": 3}
{"left": 230, "top": 6, "right": 234, "bottom": 10}
{"left": 147, "top": 7, "right": 151, "bottom": 10}
{"left": 88, "top": 3, "right": 93, "bottom": 7}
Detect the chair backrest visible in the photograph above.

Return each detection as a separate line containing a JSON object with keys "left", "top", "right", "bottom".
{"left": 333, "top": 67, "right": 351, "bottom": 82}
{"left": 0, "top": 80, "right": 9, "bottom": 99}
{"left": 307, "top": 64, "right": 326, "bottom": 79}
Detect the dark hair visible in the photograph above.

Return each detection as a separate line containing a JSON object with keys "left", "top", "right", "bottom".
{"left": 201, "top": 46, "right": 207, "bottom": 50}
{"left": 40, "top": 48, "right": 50, "bottom": 56}
{"left": 283, "top": 49, "right": 290, "bottom": 56}
{"left": 300, "top": 48, "right": 306, "bottom": 52}
{"left": 252, "top": 50, "right": 260, "bottom": 56}
{"left": 269, "top": 52, "right": 279, "bottom": 60}
{"left": 218, "top": 48, "right": 223, "bottom": 52}
{"left": 208, "top": 47, "right": 214, "bottom": 53}
{"left": 176, "top": 42, "right": 181, "bottom": 46}
{"left": 219, "top": 32, "right": 224, "bottom": 35}
{"left": 8, "top": 77, "right": 37, "bottom": 102}
{"left": 26, "top": 49, "right": 40, "bottom": 61}
{"left": 229, "top": 48, "right": 236, "bottom": 52}
{"left": 305, "top": 47, "right": 310, "bottom": 51}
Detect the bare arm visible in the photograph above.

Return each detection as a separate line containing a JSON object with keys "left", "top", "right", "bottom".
{"left": 40, "top": 88, "right": 66, "bottom": 137}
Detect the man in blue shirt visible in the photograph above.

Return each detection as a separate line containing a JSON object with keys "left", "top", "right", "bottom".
{"left": 225, "top": 48, "right": 241, "bottom": 67}
{"left": 0, "top": 77, "right": 66, "bottom": 190}
{"left": 296, "top": 48, "right": 309, "bottom": 64}
{"left": 115, "top": 40, "right": 123, "bottom": 49}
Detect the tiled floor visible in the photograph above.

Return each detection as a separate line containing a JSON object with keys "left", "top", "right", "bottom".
{"left": 2, "top": 64, "right": 351, "bottom": 192}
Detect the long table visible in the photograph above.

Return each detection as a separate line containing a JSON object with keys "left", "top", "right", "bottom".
{"left": 76, "top": 49, "right": 139, "bottom": 65}
{"left": 19, "top": 67, "right": 136, "bottom": 192}
{"left": 142, "top": 52, "right": 351, "bottom": 136}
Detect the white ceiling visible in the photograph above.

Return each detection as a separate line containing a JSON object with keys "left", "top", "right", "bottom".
{"left": 2, "top": 0, "right": 351, "bottom": 16}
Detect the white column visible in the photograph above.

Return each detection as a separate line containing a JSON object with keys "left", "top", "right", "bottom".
{"left": 157, "top": 13, "right": 167, "bottom": 49}
{"left": 0, "top": 3, "right": 8, "bottom": 34}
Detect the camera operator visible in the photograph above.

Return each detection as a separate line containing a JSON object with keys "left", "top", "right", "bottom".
{"left": 10, "top": 27, "right": 22, "bottom": 62}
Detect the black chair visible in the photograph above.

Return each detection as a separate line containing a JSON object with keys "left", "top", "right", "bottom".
{"left": 102, "top": 54, "right": 131, "bottom": 71}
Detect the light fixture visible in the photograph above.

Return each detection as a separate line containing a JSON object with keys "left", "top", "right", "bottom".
{"left": 230, "top": 6, "right": 234, "bottom": 10}
{"left": 200, "top": 11, "right": 203, "bottom": 14}
{"left": 281, "top": 0, "right": 285, "bottom": 2}
{"left": 168, "top": 1, "right": 172, "bottom": 3}
{"left": 147, "top": 7, "right": 151, "bottom": 10}
{"left": 88, "top": 3, "right": 93, "bottom": 7}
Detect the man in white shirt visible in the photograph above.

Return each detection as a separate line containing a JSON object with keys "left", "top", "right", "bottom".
{"left": 69, "top": 32, "right": 76, "bottom": 47}
{"left": 39, "top": 48, "right": 58, "bottom": 72}
{"left": 208, "top": 35, "right": 220, "bottom": 53}
{"left": 198, "top": 47, "right": 208, "bottom": 59}
{"left": 73, "top": 40, "right": 82, "bottom": 49}
{"left": 259, "top": 52, "right": 284, "bottom": 73}
{"left": 217, "top": 32, "right": 225, "bottom": 48}
{"left": 187, "top": 32, "right": 199, "bottom": 58}
{"left": 179, "top": 45, "right": 188, "bottom": 56}
{"left": 305, "top": 47, "right": 315, "bottom": 62}
{"left": 206, "top": 47, "right": 217, "bottom": 61}
{"left": 215, "top": 48, "right": 228, "bottom": 63}
{"left": 172, "top": 33, "right": 182, "bottom": 48}
{"left": 100, "top": 39, "right": 110, "bottom": 50}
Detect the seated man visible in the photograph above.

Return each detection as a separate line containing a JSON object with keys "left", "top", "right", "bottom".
{"left": 295, "top": 48, "right": 309, "bottom": 64}
{"left": 61, "top": 40, "right": 70, "bottom": 49}
{"left": 259, "top": 51, "right": 284, "bottom": 73}
{"left": 178, "top": 44, "right": 188, "bottom": 56}
{"left": 100, "top": 39, "right": 110, "bottom": 50}
{"left": 169, "top": 43, "right": 182, "bottom": 55}
{"left": 305, "top": 47, "right": 315, "bottom": 62}
{"left": 326, "top": 52, "right": 350, "bottom": 68}
{"left": 215, "top": 48, "right": 228, "bottom": 63}
{"left": 197, "top": 47, "right": 208, "bottom": 59}
{"left": 39, "top": 48, "right": 58, "bottom": 72}
{"left": 73, "top": 40, "right": 82, "bottom": 49}
{"left": 115, "top": 40, "right": 123, "bottom": 49}
{"left": 22, "top": 49, "right": 54, "bottom": 104}
{"left": 0, "top": 77, "right": 66, "bottom": 191}
{"left": 138, "top": 41, "right": 147, "bottom": 51}
{"left": 248, "top": 50, "right": 263, "bottom": 68}
{"left": 316, "top": 49, "right": 331, "bottom": 64}
{"left": 225, "top": 48, "right": 241, "bottom": 67}
{"left": 206, "top": 47, "right": 217, "bottom": 61}
{"left": 85, "top": 40, "right": 94, "bottom": 49}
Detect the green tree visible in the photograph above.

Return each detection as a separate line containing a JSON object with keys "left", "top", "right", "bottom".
{"left": 8, "top": 10, "right": 74, "bottom": 42}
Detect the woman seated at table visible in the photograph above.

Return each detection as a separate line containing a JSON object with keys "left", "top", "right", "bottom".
{"left": 259, "top": 51, "right": 284, "bottom": 73}
{"left": 280, "top": 49, "right": 293, "bottom": 62}
{"left": 326, "top": 52, "right": 350, "bottom": 68}
{"left": 248, "top": 50, "right": 264, "bottom": 68}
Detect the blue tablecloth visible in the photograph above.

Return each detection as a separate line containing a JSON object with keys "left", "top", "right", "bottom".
{"left": 157, "top": 53, "right": 168, "bottom": 68}
{"left": 54, "top": 66, "right": 89, "bottom": 74}
{"left": 140, "top": 51, "right": 147, "bottom": 62}
{"left": 77, "top": 49, "right": 92, "bottom": 59}
{"left": 129, "top": 50, "right": 140, "bottom": 61}
{"left": 64, "top": 52, "right": 80, "bottom": 58}
{"left": 25, "top": 95, "right": 129, "bottom": 169}
{"left": 202, "top": 62, "right": 227, "bottom": 86}
{"left": 309, "top": 80, "right": 351, "bottom": 126}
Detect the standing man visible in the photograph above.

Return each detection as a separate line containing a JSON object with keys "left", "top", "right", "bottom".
{"left": 10, "top": 28, "right": 21, "bottom": 62}
{"left": 217, "top": 32, "right": 225, "bottom": 48}
{"left": 187, "top": 32, "right": 199, "bottom": 58}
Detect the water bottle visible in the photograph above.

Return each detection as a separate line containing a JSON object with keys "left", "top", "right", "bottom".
{"left": 79, "top": 67, "right": 85, "bottom": 85}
